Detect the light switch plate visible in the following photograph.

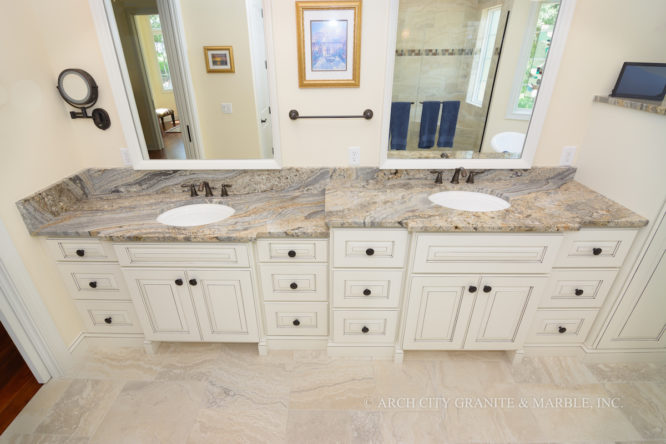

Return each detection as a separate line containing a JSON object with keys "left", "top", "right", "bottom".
{"left": 221, "top": 103, "right": 233, "bottom": 114}
{"left": 560, "top": 145, "right": 576, "bottom": 166}
{"left": 348, "top": 146, "right": 360, "bottom": 166}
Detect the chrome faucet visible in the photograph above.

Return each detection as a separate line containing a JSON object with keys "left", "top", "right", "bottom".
{"left": 450, "top": 167, "right": 467, "bottom": 184}
{"left": 430, "top": 170, "right": 443, "bottom": 184}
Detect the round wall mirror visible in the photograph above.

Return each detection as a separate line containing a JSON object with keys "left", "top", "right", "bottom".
{"left": 56, "top": 68, "right": 110, "bottom": 130}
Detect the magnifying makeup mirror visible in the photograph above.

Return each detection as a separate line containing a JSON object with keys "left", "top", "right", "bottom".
{"left": 56, "top": 68, "right": 111, "bottom": 130}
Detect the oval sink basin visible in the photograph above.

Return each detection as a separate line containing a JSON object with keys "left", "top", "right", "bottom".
{"left": 156, "top": 203, "right": 235, "bottom": 227}
{"left": 428, "top": 191, "right": 510, "bottom": 212}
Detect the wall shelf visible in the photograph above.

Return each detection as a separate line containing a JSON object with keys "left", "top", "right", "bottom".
{"left": 593, "top": 95, "right": 665, "bottom": 116}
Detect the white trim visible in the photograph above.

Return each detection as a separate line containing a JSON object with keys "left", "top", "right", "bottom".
{"left": 379, "top": 0, "right": 577, "bottom": 169}
{"left": 0, "top": 219, "right": 70, "bottom": 382}
{"left": 89, "top": 0, "right": 282, "bottom": 169}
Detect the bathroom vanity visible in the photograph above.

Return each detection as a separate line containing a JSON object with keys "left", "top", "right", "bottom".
{"left": 17, "top": 167, "right": 657, "bottom": 361}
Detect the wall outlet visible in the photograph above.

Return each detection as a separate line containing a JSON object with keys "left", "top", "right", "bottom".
{"left": 560, "top": 145, "right": 576, "bottom": 166}
{"left": 348, "top": 146, "right": 360, "bottom": 166}
{"left": 221, "top": 103, "right": 233, "bottom": 114}
{"left": 119, "top": 147, "right": 132, "bottom": 166}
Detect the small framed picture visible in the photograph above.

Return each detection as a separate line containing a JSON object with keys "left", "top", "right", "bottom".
{"left": 296, "top": 1, "right": 362, "bottom": 87}
{"left": 204, "top": 46, "right": 235, "bottom": 73}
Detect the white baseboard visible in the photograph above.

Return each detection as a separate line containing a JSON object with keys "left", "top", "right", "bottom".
{"left": 327, "top": 343, "right": 395, "bottom": 360}
{"left": 265, "top": 337, "right": 328, "bottom": 350}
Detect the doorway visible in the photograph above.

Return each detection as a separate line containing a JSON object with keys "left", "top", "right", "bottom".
{"left": 0, "top": 321, "right": 41, "bottom": 433}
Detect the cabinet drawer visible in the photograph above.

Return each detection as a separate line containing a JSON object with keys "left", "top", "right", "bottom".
{"left": 264, "top": 302, "right": 328, "bottom": 336}
{"left": 332, "top": 270, "right": 403, "bottom": 308}
{"left": 58, "top": 263, "right": 129, "bottom": 300}
{"left": 413, "top": 233, "right": 562, "bottom": 274}
{"left": 75, "top": 300, "right": 142, "bottom": 334}
{"left": 256, "top": 239, "right": 328, "bottom": 263}
{"left": 332, "top": 310, "right": 398, "bottom": 344}
{"left": 332, "top": 229, "right": 408, "bottom": 268}
{"left": 259, "top": 264, "right": 328, "bottom": 302}
{"left": 47, "top": 238, "right": 117, "bottom": 262}
{"left": 541, "top": 269, "right": 618, "bottom": 308}
{"left": 525, "top": 309, "right": 598, "bottom": 344}
{"left": 114, "top": 243, "right": 250, "bottom": 267}
{"left": 554, "top": 229, "right": 637, "bottom": 268}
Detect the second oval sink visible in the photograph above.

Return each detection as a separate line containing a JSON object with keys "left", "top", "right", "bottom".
{"left": 429, "top": 191, "right": 510, "bottom": 212}
{"left": 157, "top": 203, "right": 235, "bottom": 227}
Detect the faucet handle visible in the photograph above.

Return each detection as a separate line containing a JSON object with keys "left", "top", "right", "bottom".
{"left": 180, "top": 184, "right": 198, "bottom": 197}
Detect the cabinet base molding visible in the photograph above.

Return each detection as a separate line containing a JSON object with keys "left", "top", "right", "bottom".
{"left": 264, "top": 337, "right": 328, "bottom": 350}
{"left": 326, "top": 343, "right": 397, "bottom": 360}
{"left": 521, "top": 345, "right": 666, "bottom": 363}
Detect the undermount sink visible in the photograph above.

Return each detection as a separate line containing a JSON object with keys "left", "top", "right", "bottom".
{"left": 428, "top": 191, "right": 510, "bottom": 212}
{"left": 156, "top": 203, "right": 235, "bottom": 227}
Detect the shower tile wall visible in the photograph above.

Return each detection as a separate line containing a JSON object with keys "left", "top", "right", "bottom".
{"left": 393, "top": 0, "right": 504, "bottom": 151}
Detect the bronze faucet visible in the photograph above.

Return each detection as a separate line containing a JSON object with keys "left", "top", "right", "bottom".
{"left": 430, "top": 170, "right": 443, "bottom": 184}
{"left": 450, "top": 167, "right": 467, "bottom": 184}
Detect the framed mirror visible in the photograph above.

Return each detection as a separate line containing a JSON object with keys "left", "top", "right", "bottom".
{"left": 90, "top": 0, "right": 281, "bottom": 169}
{"left": 379, "top": 0, "right": 576, "bottom": 169}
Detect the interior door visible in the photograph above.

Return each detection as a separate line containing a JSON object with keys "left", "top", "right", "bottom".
{"left": 464, "top": 275, "right": 545, "bottom": 350}
{"left": 122, "top": 268, "right": 200, "bottom": 341}
{"left": 598, "top": 206, "right": 666, "bottom": 349}
{"left": 187, "top": 270, "right": 259, "bottom": 342}
{"left": 403, "top": 275, "right": 479, "bottom": 350}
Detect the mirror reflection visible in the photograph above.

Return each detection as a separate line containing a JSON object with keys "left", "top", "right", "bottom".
{"left": 110, "top": 0, "right": 273, "bottom": 160}
{"left": 387, "top": 0, "right": 561, "bottom": 159}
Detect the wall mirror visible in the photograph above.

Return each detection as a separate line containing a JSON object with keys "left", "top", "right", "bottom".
{"left": 380, "top": 0, "right": 575, "bottom": 169}
{"left": 93, "top": 0, "right": 281, "bottom": 169}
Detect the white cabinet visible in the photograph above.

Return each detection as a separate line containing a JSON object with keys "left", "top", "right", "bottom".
{"left": 403, "top": 275, "right": 545, "bottom": 350}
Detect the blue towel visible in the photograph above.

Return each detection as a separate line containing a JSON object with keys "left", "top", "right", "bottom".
{"left": 418, "top": 101, "right": 441, "bottom": 148}
{"left": 389, "top": 102, "right": 411, "bottom": 150}
{"left": 437, "top": 101, "right": 460, "bottom": 148}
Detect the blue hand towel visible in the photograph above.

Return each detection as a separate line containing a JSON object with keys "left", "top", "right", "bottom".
{"left": 418, "top": 101, "right": 441, "bottom": 148}
{"left": 437, "top": 100, "right": 460, "bottom": 148}
{"left": 389, "top": 102, "right": 411, "bottom": 150}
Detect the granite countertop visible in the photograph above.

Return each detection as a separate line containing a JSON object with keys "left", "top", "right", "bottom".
{"left": 16, "top": 167, "right": 648, "bottom": 242}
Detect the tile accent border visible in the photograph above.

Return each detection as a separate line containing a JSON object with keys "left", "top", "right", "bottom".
{"left": 593, "top": 95, "right": 666, "bottom": 116}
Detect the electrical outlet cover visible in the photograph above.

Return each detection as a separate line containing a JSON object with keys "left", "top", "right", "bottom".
{"left": 560, "top": 146, "right": 576, "bottom": 166}
{"left": 348, "top": 146, "right": 360, "bottom": 166}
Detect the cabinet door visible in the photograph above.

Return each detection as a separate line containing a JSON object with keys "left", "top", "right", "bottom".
{"left": 403, "top": 276, "right": 479, "bottom": 350}
{"left": 464, "top": 276, "right": 546, "bottom": 350}
{"left": 187, "top": 270, "right": 259, "bottom": 342}
{"left": 598, "top": 210, "right": 666, "bottom": 349}
{"left": 122, "top": 268, "right": 201, "bottom": 341}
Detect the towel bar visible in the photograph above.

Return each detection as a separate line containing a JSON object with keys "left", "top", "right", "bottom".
{"left": 288, "top": 109, "right": 373, "bottom": 120}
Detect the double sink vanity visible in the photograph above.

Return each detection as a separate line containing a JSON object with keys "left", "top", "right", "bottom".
{"left": 17, "top": 167, "right": 647, "bottom": 361}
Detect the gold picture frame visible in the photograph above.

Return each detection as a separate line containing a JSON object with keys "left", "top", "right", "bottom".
{"left": 296, "top": 1, "right": 362, "bottom": 87}
{"left": 204, "top": 46, "right": 235, "bottom": 73}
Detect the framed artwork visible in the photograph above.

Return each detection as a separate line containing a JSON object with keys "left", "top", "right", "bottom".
{"left": 204, "top": 46, "right": 235, "bottom": 73}
{"left": 295, "top": 1, "right": 362, "bottom": 87}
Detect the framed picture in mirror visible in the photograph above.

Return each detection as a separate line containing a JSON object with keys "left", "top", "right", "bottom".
{"left": 296, "top": 1, "right": 362, "bottom": 87}
{"left": 204, "top": 46, "right": 235, "bottom": 73}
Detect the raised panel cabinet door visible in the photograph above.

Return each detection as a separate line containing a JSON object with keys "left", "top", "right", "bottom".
{"left": 187, "top": 270, "right": 259, "bottom": 342}
{"left": 121, "top": 268, "right": 201, "bottom": 341}
{"left": 464, "top": 276, "right": 546, "bottom": 350}
{"left": 598, "top": 210, "right": 666, "bottom": 349}
{"left": 403, "top": 276, "right": 479, "bottom": 350}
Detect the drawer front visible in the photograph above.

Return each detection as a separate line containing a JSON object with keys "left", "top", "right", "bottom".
{"left": 525, "top": 309, "right": 598, "bottom": 344}
{"left": 332, "top": 229, "right": 408, "bottom": 268}
{"left": 47, "top": 238, "right": 117, "bottom": 262}
{"left": 58, "top": 263, "right": 130, "bottom": 300}
{"left": 332, "top": 310, "right": 398, "bottom": 344}
{"left": 264, "top": 302, "right": 328, "bottom": 336}
{"left": 413, "top": 233, "right": 562, "bottom": 274}
{"left": 332, "top": 270, "right": 403, "bottom": 308}
{"left": 541, "top": 269, "right": 618, "bottom": 308}
{"left": 555, "top": 229, "right": 637, "bottom": 268}
{"left": 256, "top": 239, "right": 328, "bottom": 263}
{"left": 259, "top": 264, "right": 328, "bottom": 302}
{"left": 114, "top": 243, "right": 250, "bottom": 267}
{"left": 75, "top": 300, "right": 142, "bottom": 334}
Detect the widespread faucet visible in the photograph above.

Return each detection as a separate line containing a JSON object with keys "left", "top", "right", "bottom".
{"left": 465, "top": 170, "right": 485, "bottom": 184}
{"left": 201, "top": 181, "right": 214, "bottom": 197}
{"left": 450, "top": 167, "right": 467, "bottom": 184}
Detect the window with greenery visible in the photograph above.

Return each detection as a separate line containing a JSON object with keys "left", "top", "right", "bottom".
{"left": 149, "top": 15, "right": 172, "bottom": 91}
{"left": 514, "top": 2, "right": 560, "bottom": 112}
{"left": 466, "top": 6, "right": 502, "bottom": 107}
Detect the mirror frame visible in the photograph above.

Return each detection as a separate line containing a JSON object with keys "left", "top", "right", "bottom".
{"left": 89, "top": 0, "right": 282, "bottom": 169}
{"left": 379, "top": 0, "right": 577, "bottom": 169}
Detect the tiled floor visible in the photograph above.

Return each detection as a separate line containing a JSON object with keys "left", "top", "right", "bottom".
{"left": 1, "top": 343, "right": 665, "bottom": 443}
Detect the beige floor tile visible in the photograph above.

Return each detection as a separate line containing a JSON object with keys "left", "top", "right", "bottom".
{"left": 286, "top": 410, "right": 352, "bottom": 444}
{"left": 89, "top": 380, "right": 205, "bottom": 444}
{"left": 379, "top": 410, "right": 449, "bottom": 444}
{"left": 437, "top": 359, "right": 514, "bottom": 391}
{"left": 289, "top": 360, "right": 375, "bottom": 410}
{"left": 373, "top": 360, "right": 441, "bottom": 399}
{"left": 518, "top": 383, "right": 643, "bottom": 442}
{"left": 186, "top": 405, "right": 287, "bottom": 444}
{"left": 67, "top": 347, "right": 161, "bottom": 381}
{"left": 2, "top": 379, "right": 72, "bottom": 438}
{"left": 586, "top": 363, "right": 666, "bottom": 383}
{"left": 350, "top": 411, "right": 383, "bottom": 444}
{"left": 35, "top": 379, "right": 123, "bottom": 438}
{"left": 511, "top": 356, "right": 599, "bottom": 386}
{"left": 603, "top": 382, "right": 666, "bottom": 440}
{"left": 1, "top": 434, "right": 88, "bottom": 444}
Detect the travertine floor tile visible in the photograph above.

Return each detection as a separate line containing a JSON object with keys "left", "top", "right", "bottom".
{"left": 379, "top": 410, "right": 449, "bottom": 443}
{"left": 186, "top": 405, "right": 288, "bottom": 443}
{"left": 586, "top": 363, "right": 666, "bottom": 383}
{"left": 511, "top": 356, "right": 599, "bottom": 386}
{"left": 67, "top": 346, "right": 161, "bottom": 381}
{"left": 286, "top": 410, "right": 352, "bottom": 443}
{"left": 2, "top": 434, "right": 88, "bottom": 444}
{"left": 603, "top": 382, "right": 666, "bottom": 440}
